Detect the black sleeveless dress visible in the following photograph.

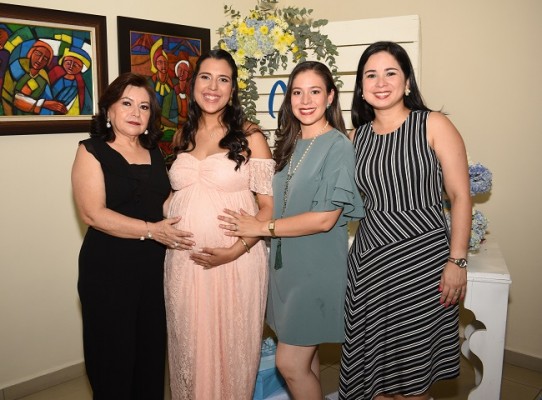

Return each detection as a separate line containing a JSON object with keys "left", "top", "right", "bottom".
{"left": 77, "top": 137, "right": 171, "bottom": 398}
{"left": 339, "top": 111, "right": 460, "bottom": 399}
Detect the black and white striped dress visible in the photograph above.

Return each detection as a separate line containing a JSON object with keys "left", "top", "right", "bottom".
{"left": 339, "top": 110, "right": 460, "bottom": 399}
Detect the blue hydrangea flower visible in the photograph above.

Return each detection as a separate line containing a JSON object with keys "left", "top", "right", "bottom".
{"left": 469, "top": 163, "right": 493, "bottom": 196}
{"left": 470, "top": 209, "right": 488, "bottom": 251}
{"left": 443, "top": 207, "right": 488, "bottom": 252}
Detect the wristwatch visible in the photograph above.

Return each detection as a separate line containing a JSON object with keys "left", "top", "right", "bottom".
{"left": 448, "top": 257, "right": 468, "bottom": 269}
{"left": 268, "top": 220, "right": 276, "bottom": 238}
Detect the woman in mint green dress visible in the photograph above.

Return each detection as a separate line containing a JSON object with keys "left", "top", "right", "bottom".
{"left": 220, "top": 61, "right": 364, "bottom": 399}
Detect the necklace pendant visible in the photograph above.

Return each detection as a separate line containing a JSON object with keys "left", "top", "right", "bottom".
{"left": 274, "top": 239, "right": 283, "bottom": 270}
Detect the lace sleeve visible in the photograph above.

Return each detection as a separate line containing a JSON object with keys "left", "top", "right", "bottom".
{"left": 248, "top": 158, "right": 275, "bottom": 195}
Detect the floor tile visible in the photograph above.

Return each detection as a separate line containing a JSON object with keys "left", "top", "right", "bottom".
{"left": 11, "top": 360, "right": 542, "bottom": 400}
{"left": 16, "top": 376, "right": 91, "bottom": 400}
{"left": 500, "top": 378, "right": 540, "bottom": 400}
{"left": 319, "top": 343, "right": 342, "bottom": 366}
{"left": 320, "top": 365, "right": 340, "bottom": 396}
{"left": 502, "top": 363, "right": 542, "bottom": 389}
{"left": 431, "top": 357, "right": 475, "bottom": 400}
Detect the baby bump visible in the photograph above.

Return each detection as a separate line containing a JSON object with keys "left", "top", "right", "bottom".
{"left": 169, "top": 188, "right": 236, "bottom": 249}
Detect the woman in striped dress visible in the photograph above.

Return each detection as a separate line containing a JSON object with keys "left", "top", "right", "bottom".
{"left": 339, "top": 41, "right": 472, "bottom": 400}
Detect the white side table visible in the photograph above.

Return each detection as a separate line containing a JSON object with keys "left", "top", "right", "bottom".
{"left": 462, "top": 238, "right": 512, "bottom": 399}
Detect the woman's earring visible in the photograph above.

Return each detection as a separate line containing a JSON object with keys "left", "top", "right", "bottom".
{"left": 326, "top": 103, "right": 331, "bottom": 109}
{"left": 106, "top": 119, "right": 111, "bottom": 128}
{"left": 361, "top": 94, "right": 365, "bottom": 100}
{"left": 405, "top": 87, "right": 411, "bottom": 96}
{"left": 228, "top": 97, "right": 233, "bottom": 107}
{"left": 143, "top": 129, "right": 149, "bottom": 135}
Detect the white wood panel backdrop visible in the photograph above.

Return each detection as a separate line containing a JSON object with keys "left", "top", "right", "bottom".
{"left": 250, "top": 15, "right": 420, "bottom": 145}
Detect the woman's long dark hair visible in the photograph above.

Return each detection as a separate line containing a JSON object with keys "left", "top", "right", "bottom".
{"left": 172, "top": 49, "right": 253, "bottom": 170}
{"left": 351, "top": 41, "right": 431, "bottom": 129}
{"left": 90, "top": 72, "right": 162, "bottom": 149}
{"left": 274, "top": 61, "right": 346, "bottom": 172}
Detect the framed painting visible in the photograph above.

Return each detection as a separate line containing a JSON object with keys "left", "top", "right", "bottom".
{"left": 117, "top": 16, "right": 210, "bottom": 162}
{"left": 0, "top": 3, "right": 108, "bottom": 135}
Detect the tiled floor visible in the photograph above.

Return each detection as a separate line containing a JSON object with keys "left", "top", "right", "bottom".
{"left": 15, "top": 343, "right": 542, "bottom": 400}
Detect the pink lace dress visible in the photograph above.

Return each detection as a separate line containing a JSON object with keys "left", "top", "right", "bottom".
{"left": 165, "top": 152, "right": 274, "bottom": 400}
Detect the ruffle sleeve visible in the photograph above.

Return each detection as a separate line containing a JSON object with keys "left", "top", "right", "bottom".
{"left": 248, "top": 158, "right": 275, "bottom": 195}
{"left": 311, "top": 140, "right": 365, "bottom": 226}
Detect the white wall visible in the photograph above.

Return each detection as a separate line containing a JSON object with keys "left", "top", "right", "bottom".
{"left": 1, "top": 0, "right": 541, "bottom": 388}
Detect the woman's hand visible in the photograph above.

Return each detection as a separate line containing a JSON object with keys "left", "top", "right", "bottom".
{"left": 149, "top": 217, "right": 195, "bottom": 250}
{"left": 190, "top": 247, "right": 237, "bottom": 269}
{"left": 218, "top": 208, "right": 264, "bottom": 238}
{"left": 439, "top": 262, "right": 467, "bottom": 307}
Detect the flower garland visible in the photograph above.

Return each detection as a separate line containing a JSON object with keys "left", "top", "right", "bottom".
{"left": 217, "top": 0, "right": 341, "bottom": 123}
{"left": 445, "top": 161, "right": 492, "bottom": 252}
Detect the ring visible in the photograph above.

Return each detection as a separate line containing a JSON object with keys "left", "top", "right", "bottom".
{"left": 173, "top": 242, "right": 179, "bottom": 248}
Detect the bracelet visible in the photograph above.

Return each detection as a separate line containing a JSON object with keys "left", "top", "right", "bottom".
{"left": 240, "top": 237, "right": 250, "bottom": 253}
{"left": 140, "top": 221, "right": 153, "bottom": 241}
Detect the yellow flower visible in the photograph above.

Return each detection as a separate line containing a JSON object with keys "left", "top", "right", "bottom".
{"left": 270, "top": 26, "right": 284, "bottom": 39}
{"left": 238, "top": 79, "right": 248, "bottom": 90}
{"left": 284, "top": 33, "right": 295, "bottom": 46}
{"left": 291, "top": 44, "right": 299, "bottom": 53}
{"left": 224, "top": 25, "right": 234, "bottom": 37}
{"left": 232, "top": 50, "right": 246, "bottom": 67}
{"left": 238, "top": 22, "right": 250, "bottom": 35}
{"left": 238, "top": 67, "right": 249, "bottom": 81}
{"left": 273, "top": 33, "right": 295, "bottom": 55}
{"left": 260, "top": 25, "right": 269, "bottom": 35}
{"left": 248, "top": 26, "right": 255, "bottom": 36}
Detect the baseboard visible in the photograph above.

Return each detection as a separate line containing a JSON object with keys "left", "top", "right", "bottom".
{"left": 1, "top": 362, "right": 86, "bottom": 400}
{"left": 504, "top": 349, "right": 542, "bottom": 373}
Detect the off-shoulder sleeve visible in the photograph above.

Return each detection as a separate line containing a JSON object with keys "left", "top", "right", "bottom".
{"left": 311, "top": 139, "right": 365, "bottom": 226}
{"left": 248, "top": 158, "right": 275, "bottom": 195}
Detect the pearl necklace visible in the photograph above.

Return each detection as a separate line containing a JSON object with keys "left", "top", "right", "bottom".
{"left": 274, "top": 121, "right": 329, "bottom": 270}
{"left": 286, "top": 121, "right": 329, "bottom": 179}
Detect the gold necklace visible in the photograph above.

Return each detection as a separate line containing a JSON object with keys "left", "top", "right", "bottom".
{"left": 274, "top": 121, "right": 329, "bottom": 270}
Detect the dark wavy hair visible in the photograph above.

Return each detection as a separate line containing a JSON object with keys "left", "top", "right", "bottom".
{"left": 274, "top": 61, "right": 346, "bottom": 172}
{"left": 351, "top": 41, "right": 431, "bottom": 128}
{"left": 90, "top": 72, "right": 162, "bottom": 148}
{"left": 172, "top": 49, "right": 253, "bottom": 170}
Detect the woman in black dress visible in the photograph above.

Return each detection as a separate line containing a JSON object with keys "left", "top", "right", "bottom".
{"left": 72, "top": 72, "right": 193, "bottom": 399}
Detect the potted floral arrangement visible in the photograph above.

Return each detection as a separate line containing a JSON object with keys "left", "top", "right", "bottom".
{"left": 217, "top": 0, "right": 341, "bottom": 123}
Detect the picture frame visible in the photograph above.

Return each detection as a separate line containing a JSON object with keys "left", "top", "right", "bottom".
{"left": 0, "top": 3, "right": 108, "bottom": 135}
{"left": 117, "top": 16, "right": 210, "bottom": 162}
